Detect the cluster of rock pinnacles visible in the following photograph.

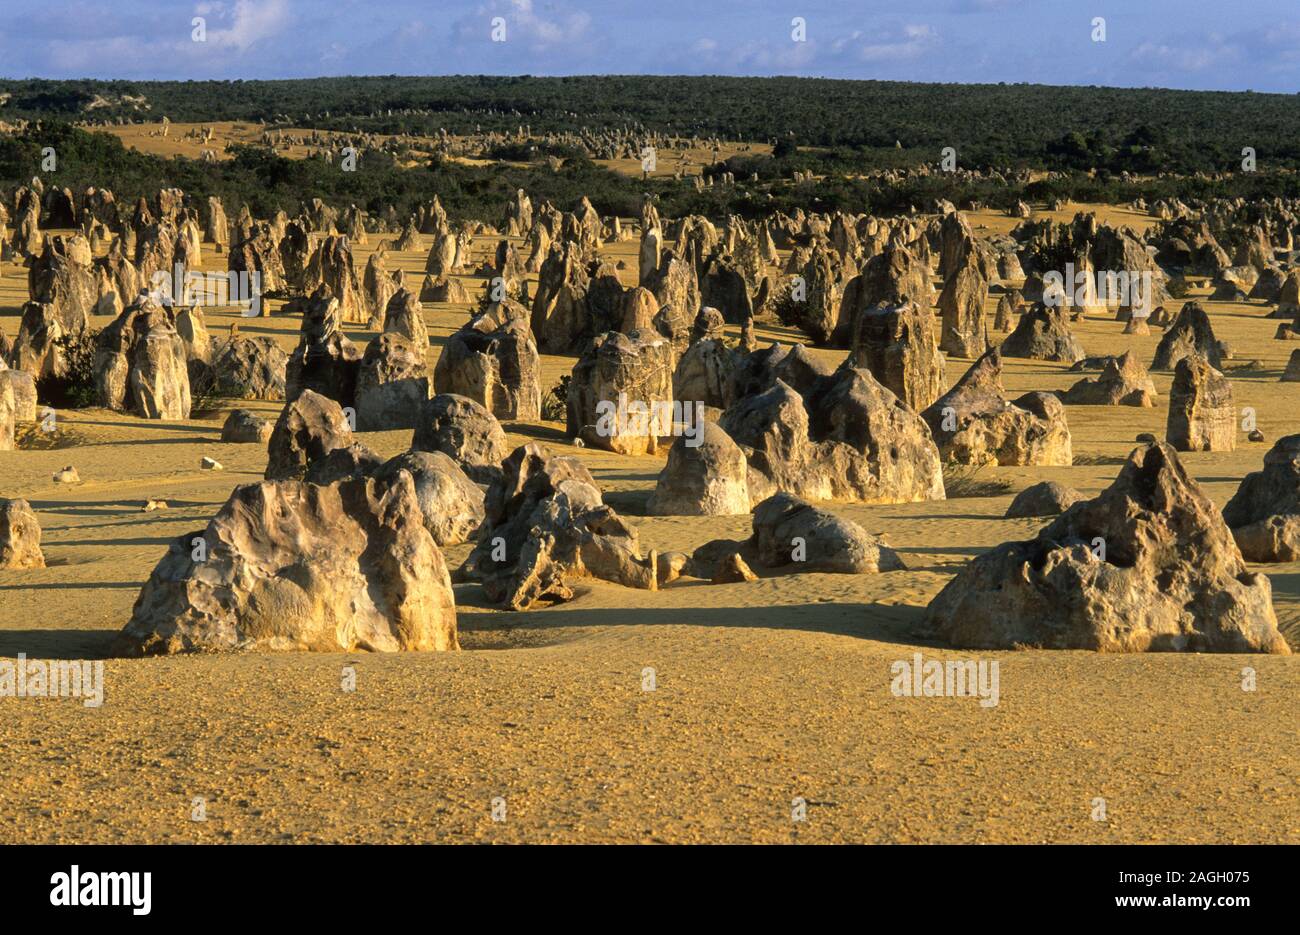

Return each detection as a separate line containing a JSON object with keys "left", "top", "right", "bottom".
{"left": 0, "top": 184, "right": 1289, "bottom": 656}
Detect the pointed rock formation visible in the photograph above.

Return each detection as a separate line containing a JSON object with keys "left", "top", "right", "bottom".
{"left": 1151, "top": 301, "right": 1223, "bottom": 370}
{"left": 265, "top": 389, "right": 355, "bottom": 481}
{"left": 1061, "top": 351, "right": 1157, "bottom": 407}
{"left": 1223, "top": 434, "right": 1300, "bottom": 561}
{"left": 999, "top": 302, "right": 1085, "bottom": 363}
{"left": 938, "top": 251, "right": 989, "bottom": 359}
{"left": 924, "top": 444, "right": 1287, "bottom": 653}
{"left": 647, "top": 421, "right": 751, "bottom": 516}
{"left": 922, "top": 350, "right": 1072, "bottom": 466}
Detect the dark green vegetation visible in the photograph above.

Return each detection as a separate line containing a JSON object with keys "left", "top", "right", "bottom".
{"left": 7, "top": 75, "right": 1300, "bottom": 173}
{"left": 36, "top": 329, "right": 100, "bottom": 410}
{"left": 3, "top": 77, "right": 1300, "bottom": 223}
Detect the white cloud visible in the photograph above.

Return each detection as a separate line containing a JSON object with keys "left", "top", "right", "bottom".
{"left": 204, "top": 0, "right": 292, "bottom": 51}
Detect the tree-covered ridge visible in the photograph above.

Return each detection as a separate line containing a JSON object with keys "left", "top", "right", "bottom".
{"left": 4, "top": 75, "right": 1300, "bottom": 174}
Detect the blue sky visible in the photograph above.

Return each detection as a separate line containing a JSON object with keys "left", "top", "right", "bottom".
{"left": 2, "top": 0, "right": 1298, "bottom": 92}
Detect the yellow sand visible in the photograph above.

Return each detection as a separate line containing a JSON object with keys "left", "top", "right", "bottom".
{"left": 0, "top": 208, "right": 1296, "bottom": 843}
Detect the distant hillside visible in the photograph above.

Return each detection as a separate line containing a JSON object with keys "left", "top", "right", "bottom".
{"left": 3, "top": 75, "right": 1300, "bottom": 174}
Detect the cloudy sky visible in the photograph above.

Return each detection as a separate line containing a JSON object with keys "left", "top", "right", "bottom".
{"left": 2, "top": 0, "right": 1298, "bottom": 92}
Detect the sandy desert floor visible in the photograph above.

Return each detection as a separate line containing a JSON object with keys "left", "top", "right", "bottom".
{"left": 92, "top": 120, "right": 765, "bottom": 178}
{"left": 0, "top": 205, "right": 1296, "bottom": 843}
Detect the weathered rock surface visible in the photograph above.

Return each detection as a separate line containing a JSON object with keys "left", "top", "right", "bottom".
{"left": 0, "top": 368, "right": 36, "bottom": 424}
{"left": 0, "top": 498, "right": 44, "bottom": 569}
{"left": 923, "top": 350, "right": 1072, "bottom": 466}
{"left": 374, "top": 451, "right": 484, "bottom": 547}
{"left": 846, "top": 302, "right": 945, "bottom": 412}
{"left": 1004, "top": 481, "right": 1086, "bottom": 518}
{"left": 567, "top": 330, "right": 676, "bottom": 455}
{"left": 938, "top": 251, "right": 989, "bottom": 359}
{"left": 354, "top": 333, "right": 430, "bottom": 432}
{"left": 211, "top": 335, "right": 288, "bottom": 400}
{"left": 999, "top": 303, "right": 1085, "bottom": 363}
{"left": 112, "top": 472, "right": 458, "bottom": 654}
{"left": 689, "top": 492, "right": 904, "bottom": 577}
{"left": 722, "top": 364, "right": 946, "bottom": 504}
{"left": 1166, "top": 356, "right": 1235, "bottom": 452}
{"left": 647, "top": 421, "right": 750, "bottom": 516}
{"left": 286, "top": 286, "right": 362, "bottom": 408}
{"left": 434, "top": 301, "right": 541, "bottom": 421}
{"left": 1151, "top": 301, "right": 1223, "bottom": 370}
{"left": 1223, "top": 434, "right": 1300, "bottom": 561}
{"left": 95, "top": 298, "right": 192, "bottom": 420}
{"left": 265, "top": 389, "right": 355, "bottom": 481}
{"left": 924, "top": 443, "right": 1288, "bottom": 653}
{"left": 412, "top": 393, "right": 511, "bottom": 485}
{"left": 458, "top": 443, "right": 657, "bottom": 609}
{"left": 1061, "top": 351, "right": 1157, "bottom": 407}
{"left": 220, "top": 409, "right": 274, "bottom": 444}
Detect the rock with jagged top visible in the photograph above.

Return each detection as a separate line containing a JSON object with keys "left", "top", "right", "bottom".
{"left": 1151, "top": 301, "right": 1223, "bottom": 370}
{"left": 8, "top": 302, "right": 66, "bottom": 380}
{"left": 94, "top": 297, "right": 192, "bottom": 420}
{"left": 457, "top": 443, "right": 657, "bottom": 610}
{"left": 29, "top": 235, "right": 96, "bottom": 332}
{"left": 434, "top": 300, "right": 541, "bottom": 421}
{"left": 1223, "top": 434, "right": 1300, "bottom": 561}
{"left": 922, "top": 349, "right": 1072, "bottom": 466}
{"left": 382, "top": 287, "right": 428, "bottom": 354}
{"left": 285, "top": 286, "right": 362, "bottom": 408}
{"left": 992, "top": 291, "right": 1019, "bottom": 331}
{"left": 999, "top": 302, "right": 1085, "bottom": 363}
{"left": 265, "top": 389, "right": 355, "bottom": 481}
{"left": 420, "top": 273, "right": 470, "bottom": 304}
{"left": 112, "top": 471, "right": 458, "bottom": 655}
{"left": 722, "top": 363, "right": 945, "bottom": 504}
{"left": 1166, "top": 356, "right": 1235, "bottom": 452}
{"left": 567, "top": 329, "right": 675, "bottom": 455}
{"left": 846, "top": 302, "right": 945, "bottom": 412}
{"left": 837, "top": 245, "right": 934, "bottom": 346}
{"left": 923, "top": 443, "right": 1287, "bottom": 653}
{"left": 1061, "top": 350, "right": 1157, "bottom": 407}
{"left": 304, "top": 235, "right": 364, "bottom": 323}
{"left": 354, "top": 333, "right": 430, "bottom": 432}
{"left": 361, "top": 251, "right": 398, "bottom": 327}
